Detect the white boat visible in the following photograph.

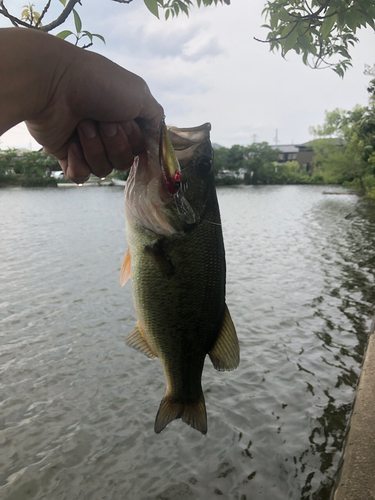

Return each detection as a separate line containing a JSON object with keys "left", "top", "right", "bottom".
{"left": 111, "top": 178, "right": 127, "bottom": 186}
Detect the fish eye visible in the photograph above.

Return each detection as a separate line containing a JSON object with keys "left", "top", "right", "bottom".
{"left": 196, "top": 156, "right": 212, "bottom": 175}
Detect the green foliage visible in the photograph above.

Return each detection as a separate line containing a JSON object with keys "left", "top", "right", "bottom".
{"left": 310, "top": 82, "right": 375, "bottom": 199}
{"left": 112, "top": 169, "right": 130, "bottom": 181}
{"left": 260, "top": 0, "right": 375, "bottom": 75}
{"left": 211, "top": 147, "right": 229, "bottom": 173}
{"left": 1, "top": 0, "right": 371, "bottom": 71}
{"left": 212, "top": 142, "right": 279, "bottom": 183}
{"left": 312, "top": 138, "right": 358, "bottom": 184}
{"left": 143, "top": 0, "right": 230, "bottom": 20}
{"left": 21, "top": 3, "right": 42, "bottom": 26}
{"left": 0, "top": 149, "right": 59, "bottom": 187}
{"left": 244, "top": 142, "right": 280, "bottom": 184}
{"left": 265, "top": 160, "right": 311, "bottom": 184}
{"left": 213, "top": 143, "right": 314, "bottom": 185}
{"left": 215, "top": 176, "right": 241, "bottom": 186}
{"left": 1, "top": 0, "right": 228, "bottom": 48}
{"left": 56, "top": 7, "right": 105, "bottom": 48}
{"left": 0, "top": 149, "right": 19, "bottom": 176}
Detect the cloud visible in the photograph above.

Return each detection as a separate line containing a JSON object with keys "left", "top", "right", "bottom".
{"left": 90, "top": 1, "right": 224, "bottom": 62}
{"left": 1, "top": 0, "right": 374, "bottom": 150}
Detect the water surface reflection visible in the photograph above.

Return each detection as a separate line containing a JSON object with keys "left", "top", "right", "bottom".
{"left": 0, "top": 185, "right": 374, "bottom": 499}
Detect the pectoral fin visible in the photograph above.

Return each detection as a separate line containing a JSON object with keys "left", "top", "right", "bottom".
{"left": 125, "top": 322, "right": 157, "bottom": 359}
{"left": 145, "top": 240, "right": 175, "bottom": 278}
{"left": 209, "top": 304, "right": 240, "bottom": 371}
{"left": 120, "top": 249, "right": 131, "bottom": 287}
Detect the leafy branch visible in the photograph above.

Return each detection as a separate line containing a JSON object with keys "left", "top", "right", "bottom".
{"left": 0, "top": 0, "right": 229, "bottom": 48}
{"left": 0, "top": 0, "right": 81, "bottom": 31}
{"left": 142, "top": 0, "right": 230, "bottom": 20}
{"left": 257, "top": 0, "right": 375, "bottom": 76}
{"left": 0, "top": 0, "right": 105, "bottom": 48}
{"left": 55, "top": 0, "right": 105, "bottom": 48}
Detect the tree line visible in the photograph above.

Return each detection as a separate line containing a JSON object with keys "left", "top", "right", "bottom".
{"left": 213, "top": 69, "right": 375, "bottom": 203}
{"left": 1, "top": 67, "right": 373, "bottom": 195}
{"left": 310, "top": 67, "right": 375, "bottom": 201}
{"left": 212, "top": 142, "right": 316, "bottom": 186}
{"left": 0, "top": 149, "right": 60, "bottom": 187}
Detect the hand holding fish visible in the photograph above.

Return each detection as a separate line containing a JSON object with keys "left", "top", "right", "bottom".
{"left": 0, "top": 28, "right": 163, "bottom": 183}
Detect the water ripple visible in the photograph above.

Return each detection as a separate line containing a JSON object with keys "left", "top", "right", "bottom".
{"left": 1, "top": 186, "right": 375, "bottom": 499}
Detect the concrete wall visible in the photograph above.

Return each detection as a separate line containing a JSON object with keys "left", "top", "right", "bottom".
{"left": 333, "top": 318, "right": 375, "bottom": 500}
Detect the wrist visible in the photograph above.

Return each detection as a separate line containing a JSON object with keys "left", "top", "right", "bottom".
{"left": 0, "top": 28, "right": 73, "bottom": 135}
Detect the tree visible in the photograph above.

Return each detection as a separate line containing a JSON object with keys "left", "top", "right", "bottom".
{"left": 310, "top": 78, "right": 375, "bottom": 195}
{"left": 212, "top": 146, "right": 229, "bottom": 174}
{"left": 258, "top": 0, "right": 375, "bottom": 76}
{"left": 2, "top": 1, "right": 373, "bottom": 73}
{"left": 212, "top": 142, "right": 280, "bottom": 183}
{"left": 0, "top": 0, "right": 230, "bottom": 48}
{"left": 244, "top": 142, "right": 279, "bottom": 184}
{"left": 0, "top": 149, "right": 60, "bottom": 186}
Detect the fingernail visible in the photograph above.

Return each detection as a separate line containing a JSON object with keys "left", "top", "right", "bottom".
{"left": 100, "top": 122, "right": 118, "bottom": 138}
{"left": 79, "top": 120, "right": 97, "bottom": 139}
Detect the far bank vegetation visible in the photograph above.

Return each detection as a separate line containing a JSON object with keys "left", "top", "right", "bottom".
{"left": 214, "top": 70, "right": 375, "bottom": 202}
{"left": 1, "top": 71, "right": 374, "bottom": 200}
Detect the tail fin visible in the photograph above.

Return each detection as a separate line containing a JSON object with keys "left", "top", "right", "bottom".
{"left": 154, "top": 392, "right": 207, "bottom": 435}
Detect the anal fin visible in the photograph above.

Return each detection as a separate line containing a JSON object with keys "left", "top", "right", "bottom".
{"left": 209, "top": 304, "right": 240, "bottom": 371}
{"left": 125, "top": 322, "right": 157, "bottom": 359}
{"left": 120, "top": 249, "right": 131, "bottom": 287}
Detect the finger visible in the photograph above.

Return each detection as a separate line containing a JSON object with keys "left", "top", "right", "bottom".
{"left": 137, "top": 84, "right": 164, "bottom": 128}
{"left": 120, "top": 120, "right": 144, "bottom": 158}
{"left": 77, "top": 120, "right": 114, "bottom": 179}
{"left": 59, "top": 142, "right": 91, "bottom": 184}
{"left": 99, "top": 121, "right": 135, "bottom": 172}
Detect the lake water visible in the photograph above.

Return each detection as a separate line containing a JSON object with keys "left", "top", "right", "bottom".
{"left": 1, "top": 185, "right": 375, "bottom": 500}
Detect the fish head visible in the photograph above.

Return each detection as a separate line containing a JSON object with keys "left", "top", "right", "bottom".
{"left": 169, "top": 123, "right": 215, "bottom": 228}
{"left": 125, "top": 119, "right": 178, "bottom": 236}
{"left": 125, "top": 120, "right": 215, "bottom": 237}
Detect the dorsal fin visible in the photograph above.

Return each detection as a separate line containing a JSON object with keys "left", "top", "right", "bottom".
{"left": 120, "top": 249, "right": 131, "bottom": 287}
{"left": 209, "top": 304, "right": 240, "bottom": 371}
{"left": 125, "top": 322, "right": 157, "bottom": 359}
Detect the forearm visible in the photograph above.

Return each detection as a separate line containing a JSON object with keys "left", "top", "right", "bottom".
{"left": 0, "top": 28, "right": 72, "bottom": 135}
{"left": 0, "top": 27, "right": 163, "bottom": 183}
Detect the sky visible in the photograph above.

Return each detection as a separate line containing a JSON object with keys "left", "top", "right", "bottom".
{"left": 1, "top": 0, "right": 374, "bottom": 150}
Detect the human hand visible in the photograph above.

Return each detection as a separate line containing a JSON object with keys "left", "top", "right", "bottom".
{"left": 1, "top": 28, "right": 163, "bottom": 184}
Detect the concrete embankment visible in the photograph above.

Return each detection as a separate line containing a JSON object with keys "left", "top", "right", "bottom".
{"left": 333, "top": 319, "right": 375, "bottom": 500}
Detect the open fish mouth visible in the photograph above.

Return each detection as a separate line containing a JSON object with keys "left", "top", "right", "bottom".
{"left": 159, "top": 121, "right": 182, "bottom": 196}
{"left": 125, "top": 120, "right": 208, "bottom": 234}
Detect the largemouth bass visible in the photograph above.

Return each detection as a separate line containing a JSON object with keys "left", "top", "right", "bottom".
{"left": 121, "top": 119, "right": 239, "bottom": 434}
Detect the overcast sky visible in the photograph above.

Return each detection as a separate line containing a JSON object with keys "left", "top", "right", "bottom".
{"left": 2, "top": 0, "right": 374, "bottom": 150}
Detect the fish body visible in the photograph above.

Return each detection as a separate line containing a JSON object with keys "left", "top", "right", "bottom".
{"left": 122, "top": 120, "right": 239, "bottom": 434}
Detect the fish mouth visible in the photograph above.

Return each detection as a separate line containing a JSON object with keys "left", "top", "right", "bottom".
{"left": 125, "top": 121, "right": 212, "bottom": 235}
{"left": 159, "top": 121, "right": 181, "bottom": 195}
{"left": 125, "top": 119, "right": 183, "bottom": 237}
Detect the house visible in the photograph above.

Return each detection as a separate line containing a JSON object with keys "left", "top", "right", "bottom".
{"left": 271, "top": 143, "right": 315, "bottom": 172}
{"left": 216, "top": 169, "right": 235, "bottom": 179}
